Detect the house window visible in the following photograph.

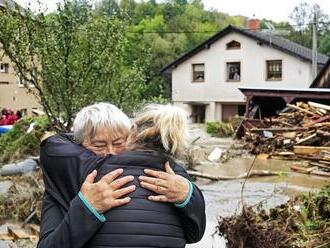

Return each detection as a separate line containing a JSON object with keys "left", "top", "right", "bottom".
{"left": 226, "top": 40, "right": 241, "bottom": 50}
{"left": 266, "top": 60, "right": 282, "bottom": 80}
{"left": 0, "top": 63, "right": 9, "bottom": 73}
{"left": 192, "top": 64, "right": 205, "bottom": 82}
{"left": 226, "top": 62, "right": 241, "bottom": 81}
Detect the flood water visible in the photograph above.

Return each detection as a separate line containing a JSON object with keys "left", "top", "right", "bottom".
{"left": 187, "top": 156, "right": 330, "bottom": 248}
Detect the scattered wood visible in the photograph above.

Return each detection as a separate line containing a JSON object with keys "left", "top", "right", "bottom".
{"left": 309, "top": 162, "right": 330, "bottom": 170}
{"left": 7, "top": 226, "right": 31, "bottom": 240}
{"left": 294, "top": 146, "right": 330, "bottom": 155}
{"left": 0, "top": 225, "right": 38, "bottom": 242}
{"left": 250, "top": 127, "right": 308, "bottom": 132}
{"left": 287, "top": 104, "right": 317, "bottom": 116}
{"left": 296, "top": 133, "right": 317, "bottom": 145}
{"left": 290, "top": 165, "right": 330, "bottom": 177}
{"left": 290, "top": 165, "right": 318, "bottom": 174}
{"left": 0, "top": 233, "right": 15, "bottom": 240}
{"left": 187, "top": 170, "right": 283, "bottom": 180}
{"left": 243, "top": 101, "right": 330, "bottom": 178}
{"left": 308, "top": 101, "right": 330, "bottom": 111}
{"left": 311, "top": 170, "right": 330, "bottom": 177}
{"left": 26, "top": 224, "right": 40, "bottom": 236}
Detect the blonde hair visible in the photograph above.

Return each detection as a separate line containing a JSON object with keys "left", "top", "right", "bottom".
{"left": 134, "top": 104, "right": 189, "bottom": 157}
{"left": 73, "top": 102, "right": 132, "bottom": 143}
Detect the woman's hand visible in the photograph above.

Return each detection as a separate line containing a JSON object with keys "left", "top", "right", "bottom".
{"left": 139, "top": 162, "right": 189, "bottom": 203}
{"left": 81, "top": 169, "right": 136, "bottom": 213}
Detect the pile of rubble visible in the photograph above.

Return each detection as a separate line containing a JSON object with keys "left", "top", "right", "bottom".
{"left": 243, "top": 101, "right": 330, "bottom": 177}
{"left": 0, "top": 169, "right": 43, "bottom": 223}
{"left": 0, "top": 169, "right": 43, "bottom": 247}
{"left": 217, "top": 184, "right": 330, "bottom": 248}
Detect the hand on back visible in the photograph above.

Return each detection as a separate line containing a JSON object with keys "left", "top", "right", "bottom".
{"left": 80, "top": 169, "right": 135, "bottom": 213}
{"left": 139, "top": 162, "right": 190, "bottom": 204}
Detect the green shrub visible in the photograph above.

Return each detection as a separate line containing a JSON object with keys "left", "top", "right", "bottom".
{"left": 206, "top": 121, "right": 235, "bottom": 137}
{"left": 0, "top": 116, "right": 50, "bottom": 164}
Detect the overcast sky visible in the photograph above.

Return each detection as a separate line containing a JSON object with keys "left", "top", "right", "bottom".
{"left": 15, "top": 0, "right": 330, "bottom": 23}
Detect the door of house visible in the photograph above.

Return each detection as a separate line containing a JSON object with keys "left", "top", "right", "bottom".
{"left": 191, "top": 105, "right": 206, "bottom": 123}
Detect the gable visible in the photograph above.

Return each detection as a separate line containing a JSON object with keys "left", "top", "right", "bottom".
{"left": 161, "top": 25, "right": 329, "bottom": 73}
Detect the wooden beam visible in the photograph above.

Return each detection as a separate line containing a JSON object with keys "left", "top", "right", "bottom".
{"left": 187, "top": 170, "right": 283, "bottom": 180}
{"left": 294, "top": 146, "right": 330, "bottom": 155}
{"left": 287, "top": 103, "right": 318, "bottom": 116}
{"left": 308, "top": 101, "right": 330, "bottom": 111}
{"left": 296, "top": 133, "right": 317, "bottom": 145}
{"left": 250, "top": 127, "right": 308, "bottom": 132}
{"left": 7, "top": 227, "right": 31, "bottom": 239}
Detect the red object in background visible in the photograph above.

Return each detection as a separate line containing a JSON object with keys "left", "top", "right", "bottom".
{"left": 6, "top": 114, "right": 18, "bottom": 125}
{"left": 0, "top": 113, "right": 18, "bottom": 125}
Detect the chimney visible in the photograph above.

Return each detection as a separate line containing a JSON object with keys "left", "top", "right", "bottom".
{"left": 247, "top": 17, "right": 260, "bottom": 32}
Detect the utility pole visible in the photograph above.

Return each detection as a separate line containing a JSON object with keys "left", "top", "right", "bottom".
{"left": 312, "top": 11, "right": 318, "bottom": 79}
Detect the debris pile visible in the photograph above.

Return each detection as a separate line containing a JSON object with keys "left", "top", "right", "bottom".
{"left": 217, "top": 184, "right": 330, "bottom": 248}
{"left": 0, "top": 170, "right": 43, "bottom": 223}
{"left": 0, "top": 223, "right": 39, "bottom": 248}
{"left": 243, "top": 101, "right": 330, "bottom": 177}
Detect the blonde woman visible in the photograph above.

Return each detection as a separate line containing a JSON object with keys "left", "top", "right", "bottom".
{"left": 39, "top": 103, "right": 206, "bottom": 248}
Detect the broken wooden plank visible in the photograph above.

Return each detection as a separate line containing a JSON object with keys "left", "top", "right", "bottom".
{"left": 308, "top": 101, "right": 330, "bottom": 111}
{"left": 256, "top": 153, "right": 269, "bottom": 160}
{"left": 290, "top": 165, "right": 318, "bottom": 174}
{"left": 318, "top": 160, "right": 330, "bottom": 165}
{"left": 309, "top": 162, "right": 330, "bottom": 170}
{"left": 316, "top": 129, "right": 330, "bottom": 137}
{"left": 304, "top": 116, "right": 330, "bottom": 127}
{"left": 311, "top": 170, "right": 330, "bottom": 177}
{"left": 7, "top": 227, "right": 31, "bottom": 239}
{"left": 26, "top": 224, "right": 40, "bottom": 236}
{"left": 187, "top": 170, "right": 284, "bottom": 180}
{"left": 250, "top": 127, "right": 308, "bottom": 132}
{"left": 293, "top": 146, "right": 330, "bottom": 155}
{"left": 270, "top": 155, "right": 298, "bottom": 160}
{"left": 287, "top": 103, "right": 319, "bottom": 116}
{"left": 0, "top": 233, "right": 15, "bottom": 240}
{"left": 296, "top": 133, "right": 317, "bottom": 145}
{"left": 273, "top": 151, "right": 296, "bottom": 156}
{"left": 282, "top": 132, "right": 296, "bottom": 139}
{"left": 297, "top": 155, "right": 324, "bottom": 161}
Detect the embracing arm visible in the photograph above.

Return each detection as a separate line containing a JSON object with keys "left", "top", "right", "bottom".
{"left": 139, "top": 162, "right": 206, "bottom": 243}
{"left": 175, "top": 182, "right": 206, "bottom": 243}
{"left": 38, "top": 168, "right": 135, "bottom": 248}
{"left": 37, "top": 192, "right": 105, "bottom": 248}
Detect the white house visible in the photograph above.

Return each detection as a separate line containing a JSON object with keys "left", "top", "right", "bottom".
{"left": 161, "top": 21, "right": 329, "bottom": 123}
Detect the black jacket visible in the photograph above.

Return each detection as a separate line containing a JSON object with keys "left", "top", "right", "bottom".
{"left": 38, "top": 134, "right": 206, "bottom": 248}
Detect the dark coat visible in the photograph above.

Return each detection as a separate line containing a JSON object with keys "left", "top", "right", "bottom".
{"left": 38, "top": 134, "right": 206, "bottom": 248}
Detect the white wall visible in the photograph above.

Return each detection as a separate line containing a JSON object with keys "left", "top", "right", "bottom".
{"left": 172, "top": 32, "right": 313, "bottom": 103}
{"left": 0, "top": 54, "right": 40, "bottom": 114}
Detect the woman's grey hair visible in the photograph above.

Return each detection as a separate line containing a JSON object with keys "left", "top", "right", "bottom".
{"left": 73, "top": 102, "right": 132, "bottom": 143}
{"left": 134, "top": 104, "right": 189, "bottom": 158}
